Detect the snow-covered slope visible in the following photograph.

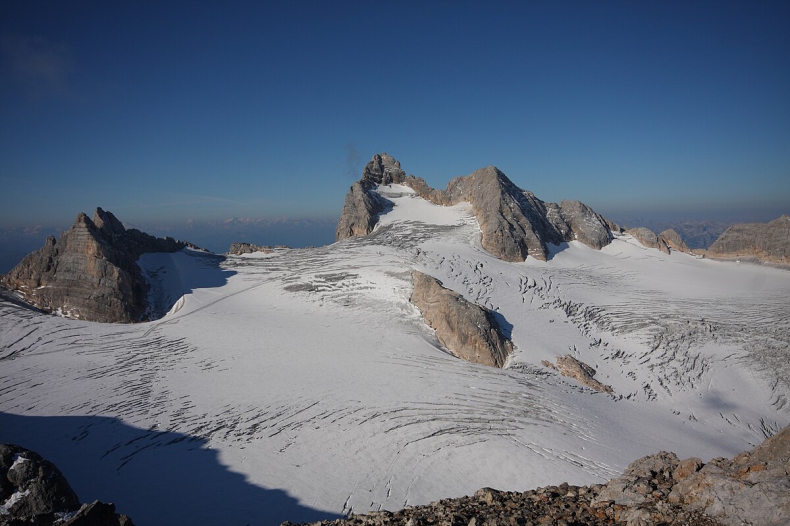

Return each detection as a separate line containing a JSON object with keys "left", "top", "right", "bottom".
{"left": 1, "top": 185, "right": 788, "bottom": 525}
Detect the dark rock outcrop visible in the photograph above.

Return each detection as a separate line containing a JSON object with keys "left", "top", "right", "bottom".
{"left": 336, "top": 153, "right": 614, "bottom": 261}
{"left": 286, "top": 424, "right": 789, "bottom": 526}
{"left": 705, "top": 215, "right": 790, "bottom": 266}
{"left": 0, "top": 444, "right": 132, "bottom": 526}
{"left": 410, "top": 270, "right": 512, "bottom": 368}
{"left": 1, "top": 208, "right": 195, "bottom": 323}
{"left": 228, "top": 243, "right": 281, "bottom": 255}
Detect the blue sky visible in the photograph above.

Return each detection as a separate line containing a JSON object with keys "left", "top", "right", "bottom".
{"left": 1, "top": 1, "right": 788, "bottom": 237}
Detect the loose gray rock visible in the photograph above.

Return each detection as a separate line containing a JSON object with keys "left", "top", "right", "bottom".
{"left": 706, "top": 214, "right": 790, "bottom": 266}
{"left": 669, "top": 424, "right": 790, "bottom": 526}
{"left": 409, "top": 270, "right": 512, "bottom": 368}
{"left": 1, "top": 208, "right": 196, "bottom": 323}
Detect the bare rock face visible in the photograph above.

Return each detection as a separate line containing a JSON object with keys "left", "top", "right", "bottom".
{"left": 627, "top": 227, "right": 671, "bottom": 254}
{"left": 409, "top": 270, "right": 512, "bottom": 368}
{"left": 659, "top": 229, "right": 691, "bottom": 253}
{"left": 668, "top": 424, "right": 790, "bottom": 526}
{"left": 706, "top": 215, "right": 790, "bottom": 266}
{"left": 228, "top": 242, "right": 277, "bottom": 255}
{"left": 0, "top": 444, "right": 133, "bottom": 525}
{"left": 0, "top": 444, "right": 79, "bottom": 520}
{"left": 336, "top": 153, "right": 614, "bottom": 261}
{"left": 335, "top": 181, "right": 391, "bottom": 241}
{"left": 1, "top": 208, "right": 193, "bottom": 323}
{"left": 547, "top": 355, "right": 613, "bottom": 393}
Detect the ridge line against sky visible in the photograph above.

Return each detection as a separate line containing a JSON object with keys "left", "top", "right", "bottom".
{"left": 1, "top": 1, "right": 788, "bottom": 234}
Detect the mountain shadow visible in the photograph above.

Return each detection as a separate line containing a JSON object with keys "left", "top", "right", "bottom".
{"left": 0, "top": 412, "right": 341, "bottom": 525}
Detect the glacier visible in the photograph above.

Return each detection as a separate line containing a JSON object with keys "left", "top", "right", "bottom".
{"left": 1, "top": 185, "right": 788, "bottom": 525}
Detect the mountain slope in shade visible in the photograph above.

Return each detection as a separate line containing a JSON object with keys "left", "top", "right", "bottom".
{"left": 0, "top": 169, "right": 788, "bottom": 525}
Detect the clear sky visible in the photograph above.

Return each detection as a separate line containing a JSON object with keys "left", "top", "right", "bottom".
{"left": 1, "top": 1, "right": 788, "bottom": 234}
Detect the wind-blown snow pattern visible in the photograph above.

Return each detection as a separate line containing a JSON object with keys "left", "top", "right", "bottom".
{"left": 1, "top": 185, "right": 788, "bottom": 525}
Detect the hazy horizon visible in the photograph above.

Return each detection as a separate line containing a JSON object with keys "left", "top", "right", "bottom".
{"left": 2, "top": 198, "right": 786, "bottom": 275}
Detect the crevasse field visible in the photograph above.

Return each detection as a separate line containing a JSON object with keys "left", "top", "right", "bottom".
{"left": 1, "top": 185, "right": 788, "bottom": 525}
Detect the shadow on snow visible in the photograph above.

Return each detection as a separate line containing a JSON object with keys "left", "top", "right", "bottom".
{"left": 0, "top": 412, "right": 341, "bottom": 525}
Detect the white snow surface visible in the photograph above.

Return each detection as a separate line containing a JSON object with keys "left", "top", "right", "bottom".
{"left": 1, "top": 187, "right": 788, "bottom": 525}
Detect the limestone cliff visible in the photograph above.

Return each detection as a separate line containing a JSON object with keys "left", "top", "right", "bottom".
{"left": 705, "top": 215, "right": 790, "bottom": 266}
{"left": 409, "top": 270, "right": 512, "bottom": 368}
{"left": 336, "top": 153, "right": 614, "bottom": 261}
{"left": 1, "top": 208, "right": 194, "bottom": 323}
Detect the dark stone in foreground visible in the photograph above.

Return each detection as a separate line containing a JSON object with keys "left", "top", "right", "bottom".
{"left": 0, "top": 444, "right": 132, "bottom": 526}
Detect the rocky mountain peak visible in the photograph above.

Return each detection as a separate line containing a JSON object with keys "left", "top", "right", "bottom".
{"left": 93, "top": 207, "right": 127, "bottom": 240}
{"left": 361, "top": 152, "right": 406, "bottom": 186}
{"left": 336, "top": 153, "right": 615, "bottom": 261}
{"left": 2, "top": 208, "right": 196, "bottom": 323}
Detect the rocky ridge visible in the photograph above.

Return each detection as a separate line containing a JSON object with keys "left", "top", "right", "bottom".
{"left": 409, "top": 270, "right": 512, "bottom": 368}
{"left": 1, "top": 208, "right": 196, "bottom": 323}
{"left": 704, "top": 215, "right": 790, "bottom": 266}
{"left": 0, "top": 444, "right": 133, "bottom": 526}
{"left": 337, "top": 154, "right": 614, "bottom": 262}
{"left": 286, "top": 424, "right": 789, "bottom": 526}
{"left": 228, "top": 242, "right": 290, "bottom": 255}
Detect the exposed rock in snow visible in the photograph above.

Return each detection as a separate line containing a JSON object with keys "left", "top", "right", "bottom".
{"left": 336, "top": 153, "right": 614, "bottom": 261}
{"left": 659, "top": 229, "right": 691, "bottom": 253}
{"left": 228, "top": 242, "right": 278, "bottom": 255}
{"left": 705, "top": 215, "right": 790, "bottom": 266}
{"left": 1, "top": 208, "right": 196, "bottom": 323}
{"left": 627, "top": 227, "right": 671, "bottom": 254}
{"left": 410, "top": 270, "right": 512, "bottom": 368}
{"left": 551, "top": 355, "right": 613, "bottom": 393}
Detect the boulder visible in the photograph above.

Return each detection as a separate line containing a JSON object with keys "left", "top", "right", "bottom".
{"left": 409, "top": 270, "right": 512, "bottom": 368}
{"left": 0, "top": 444, "right": 79, "bottom": 519}
{"left": 0, "top": 443, "right": 134, "bottom": 525}
{"left": 669, "top": 424, "right": 790, "bottom": 526}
